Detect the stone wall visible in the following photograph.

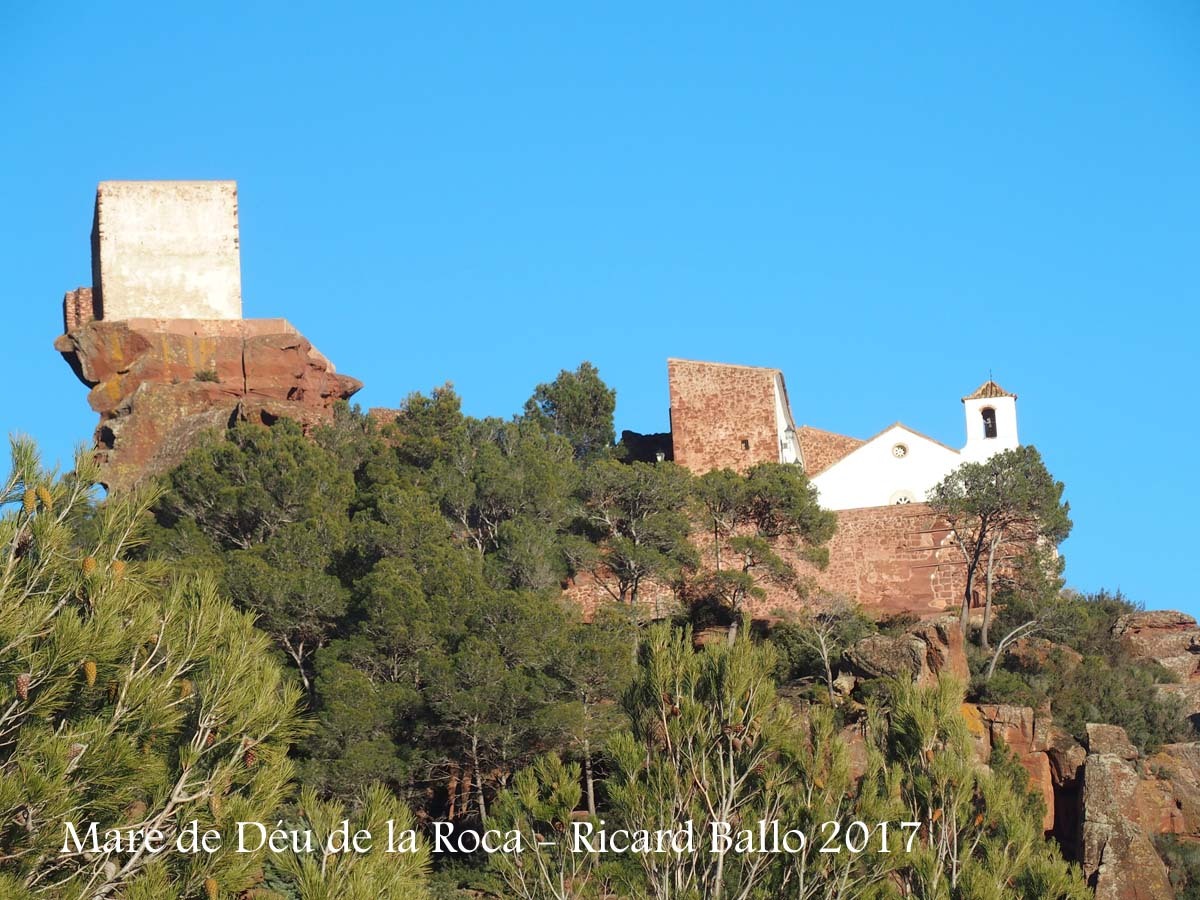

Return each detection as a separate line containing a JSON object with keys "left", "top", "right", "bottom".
{"left": 667, "top": 358, "right": 784, "bottom": 473}
{"left": 563, "top": 502, "right": 972, "bottom": 622}
{"left": 92, "top": 181, "right": 242, "bottom": 321}
{"left": 807, "top": 502, "right": 965, "bottom": 617}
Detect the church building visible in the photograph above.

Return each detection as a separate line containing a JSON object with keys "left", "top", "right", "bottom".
{"left": 662, "top": 359, "right": 1023, "bottom": 616}
{"left": 665, "top": 357, "right": 1019, "bottom": 508}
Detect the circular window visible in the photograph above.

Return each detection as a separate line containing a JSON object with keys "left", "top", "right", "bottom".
{"left": 890, "top": 490, "right": 916, "bottom": 505}
{"left": 892, "top": 443, "right": 909, "bottom": 458}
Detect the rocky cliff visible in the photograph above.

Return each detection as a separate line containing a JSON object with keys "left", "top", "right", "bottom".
{"left": 55, "top": 290, "right": 361, "bottom": 491}
{"left": 832, "top": 612, "right": 1200, "bottom": 898}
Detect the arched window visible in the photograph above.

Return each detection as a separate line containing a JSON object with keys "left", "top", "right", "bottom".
{"left": 981, "top": 407, "right": 998, "bottom": 439}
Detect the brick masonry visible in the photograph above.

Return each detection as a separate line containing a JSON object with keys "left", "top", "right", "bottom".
{"left": 63, "top": 287, "right": 98, "bottom": 333}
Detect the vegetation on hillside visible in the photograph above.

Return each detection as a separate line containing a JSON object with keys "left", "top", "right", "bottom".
{"left": 3, "top": 360, "right": 1187, "bottom": 896}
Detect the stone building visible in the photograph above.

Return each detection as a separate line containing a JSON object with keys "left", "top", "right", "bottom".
{"left": 56, "top": 181, "right": 360, "bottom": 490}
{"left": 663, "top": 359, "right": 1023, "bottom": 618}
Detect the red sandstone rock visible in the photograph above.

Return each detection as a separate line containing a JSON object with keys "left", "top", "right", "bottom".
{"left": 1086, "top": 723, "right": 1139, "bottom": 760}
{"left": 1144, "top": 743, "right": 1200, "bottom": 836}
{"left": 1159, "top": 681, "right": 1200, "bottom": 720}
{"left": 910, "top": 618, "right": 969, "bottom": 682}
{"left": 55, "top": 315, "right": 361, "bottom": 491}
{"left": 838, "top": 721, "right": 869, "bottom": 782}
{"left": 1079, "top": 724, "right": 1176, "bottom": 900}
{"left": 1008, "top": 636, "right": 1084, "bottom": 672}
{"left": 962, "top": 703, "right": 1065, "bottom": 832}
{"left": 1113, "top": 610, "right": 1200, "bottom": 685}
{"left": 845, "top": 634, "right": 926, "bottom": 682}
{"left": 692, "top": 626, "right": 730, "bottom": 648}
{"left": 845, "top": 616, "right": 967, "bottom": 687}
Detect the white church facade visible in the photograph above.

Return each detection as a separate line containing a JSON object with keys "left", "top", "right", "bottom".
{"left": 809, "top": 380, "right": 1020, "bottom": 510}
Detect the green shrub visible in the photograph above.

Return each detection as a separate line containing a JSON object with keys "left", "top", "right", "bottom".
{"left": 1156, "top": 834, "right": 1200, "bottom": 900}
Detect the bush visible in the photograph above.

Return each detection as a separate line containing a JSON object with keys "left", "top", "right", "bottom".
{"left": 1156, "top": 834, "right": 1200, "bottom": 900}
{"left": 975, "top": 589, "right": 1188, "bottom": 753}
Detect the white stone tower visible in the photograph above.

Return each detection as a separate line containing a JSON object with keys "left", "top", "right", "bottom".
{"left": 91, "top": 181, "right": 242, "bottom": 321}
{"left": 960, "top": 379, "right": 1019, "bottom": 462}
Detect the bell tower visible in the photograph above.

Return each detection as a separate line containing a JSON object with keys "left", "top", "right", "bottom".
{"left": 961, "top": 379, "right": 1018, "bottom": 462}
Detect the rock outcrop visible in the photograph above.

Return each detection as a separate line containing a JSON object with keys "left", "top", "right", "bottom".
{"left": 982, "top": 705, "right": 1057, "bottom": 831}
{"left": 55, "top": 182, "right": 362, "bottom": 491}
{"left": 55, "top": 307, "right": 361, "bottom": 490}
{"left": 1113, "top": 611, "right": 1200, "bottom": 680}
{"left": 845, "top": 616, "right": 968, "bottom": 686}
{"left": 1080, "top": 723, "right": 1177, "bottom": 900}
{"left": 1113, "top": 610, "right": 1200, "bottom": 721}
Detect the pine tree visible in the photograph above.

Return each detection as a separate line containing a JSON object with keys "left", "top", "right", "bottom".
{"left": 487, "top": 754, "right": 602, "bottom": 900}
{"left": 0, "top": 439, "right": 303, "bottom": 898}
{"left": 860, "top": 677, "right": 1091, "bottom": 899}
{"left": 273, "top": 784, "right": 430, "bottom": 900}
{"left": 607, "top": 624, "right": 796, "bottom": 900}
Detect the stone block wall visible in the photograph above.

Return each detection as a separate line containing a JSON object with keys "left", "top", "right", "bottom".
{"left": 92, "top": 180, "right": 242, "bottom": 321}
{"left": 809, "top": 503, "right": 965, "bottom": 616}
{"left": 668, "top": 358, "right": 783, "bottom": 473}
{"left": 563, "top": 502, "right": 970, "bottom": 622}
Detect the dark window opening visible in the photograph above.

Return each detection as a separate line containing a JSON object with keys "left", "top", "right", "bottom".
{"left": 740, "top": 439, "right": 750, "bottom": 451}
{"left": 981, "top": 407, "right": 998, "bottom": 439}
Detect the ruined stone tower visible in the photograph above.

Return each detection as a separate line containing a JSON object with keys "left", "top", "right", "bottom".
{"left": 56, "top": 181, "right": 361, "bottom": 490}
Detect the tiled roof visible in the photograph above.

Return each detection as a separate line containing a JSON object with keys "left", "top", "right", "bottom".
{"left": 797, "top": 426, "right": 865, "bottom": 476}
{"left": 962, "top": 380, "right": 1017, "bottom": 402}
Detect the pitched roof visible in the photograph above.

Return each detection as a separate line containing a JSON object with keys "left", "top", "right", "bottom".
{"left": 860, "top": 422, "right": 961, "bottom": 455}
{"left": 796, "top": 426, "right": 864, "bottom": 476}
{"left": 962, "top": 380, "right": 1017, "bottom": 402}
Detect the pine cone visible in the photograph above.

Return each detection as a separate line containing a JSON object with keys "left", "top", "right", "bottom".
{"left": 243, "top": 747, "right": 257, "bottom": 768}
{"left": 82, "top": 556, "right": 97, "bottom": 575}
{"left": 111, "top": 560, "right": 126, "bottom": 579}
{"left": 83, "top": 660, "right": 97, "bottom": 687}
{"left": 35, "top": 486, "right": 52, "bottom": 511}
{"left": 203, "top": 875, "right": 219, "bottom": 900}
{"left": 209, "top": 794, "right": 223, "bottom": 818}
{"left": 106, "top": 680, "right": 119, "bottom": 703}
{"left": 22, "top": 489, "right": 35, "bottom": 514}
{"left": 15, "top": 673, "right": 30, "bottom": 701}
{"left": 205, "top": 732, "right": 216, "bottom": 747}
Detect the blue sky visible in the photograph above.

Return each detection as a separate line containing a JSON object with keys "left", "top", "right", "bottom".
{"left": 2, "top": 3, "right": 1198, "bottom": 614}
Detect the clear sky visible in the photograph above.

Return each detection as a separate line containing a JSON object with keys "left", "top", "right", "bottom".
{"left": 2, "top": 3, "right": 1198, "bottom": 614}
